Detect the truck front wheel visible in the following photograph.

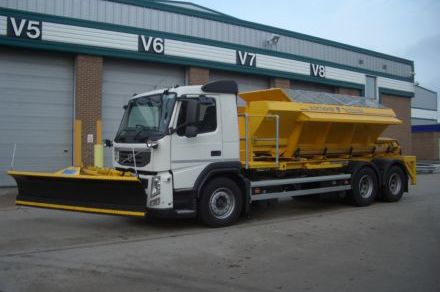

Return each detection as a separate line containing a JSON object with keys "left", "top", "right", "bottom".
{"left": 349, "top": 166, "right": 378, "bottom": 207}
{"left": 198, "top": 177, "right": 243, "bottom": 227}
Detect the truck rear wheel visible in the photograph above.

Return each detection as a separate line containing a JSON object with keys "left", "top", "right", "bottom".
{"left": 198, "top": 177, "right": 243, "bottom": 227}
{"left": 349, "top": 166, "right": 378, "bottom": 207}
{"left": 381, "top": 166, "right": 405, "bottom": 202}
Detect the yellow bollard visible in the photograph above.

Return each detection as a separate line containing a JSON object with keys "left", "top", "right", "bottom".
{"left": 73, "top": 120, "right": 82, "bottom": 167}
{"left": 94, "top": 120, "right": 104, "bottom": 168}
{"left": 94, "top": 144, "right": 104, "bottom": 168}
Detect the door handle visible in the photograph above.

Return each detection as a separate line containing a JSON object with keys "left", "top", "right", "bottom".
{"left": 211, "top": 150, "right": 221, "bottom": 157}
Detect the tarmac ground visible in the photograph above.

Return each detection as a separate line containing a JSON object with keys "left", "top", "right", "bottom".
{"left": 0, "top": 174, "right": 439, "bottom": 291}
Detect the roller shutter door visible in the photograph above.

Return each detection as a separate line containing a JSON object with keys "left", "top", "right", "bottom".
{"left": 210, "top": 70, "right": 270, "bottom": 92}
{"left": 102, "top": 59, "right": 185, "bottom": 166}
{"left": 209, "top": 71, "right": 270, "bottom": 105}
{"left": 0, "top": 48, "right": 73, "bottom": 186}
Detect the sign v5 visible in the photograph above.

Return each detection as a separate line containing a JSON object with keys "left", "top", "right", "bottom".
{"left": 7, "top": 17, "right": 42, "bottom": 40}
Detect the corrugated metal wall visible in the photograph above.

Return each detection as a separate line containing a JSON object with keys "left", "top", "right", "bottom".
{"left": 210, "top": 70, "right": 269, "bottom": 106}
{"left": 412, "top": 86, "right": 437, "bottom": 110}
{"left": 411, "top": 118, "right": 437, "bottom": 125}
{"left": 0, "top": 0, "right": 412, "bottom": 79}
{"left": 210, "top": 70, "right": 269, "bottom": 92}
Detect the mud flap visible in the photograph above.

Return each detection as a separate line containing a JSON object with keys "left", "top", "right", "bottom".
{"left": 9, "top": 171, "right": 147, "bottom": 217}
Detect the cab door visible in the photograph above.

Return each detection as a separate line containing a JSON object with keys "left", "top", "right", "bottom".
{"left": 171, "top": 96, "right": 223, "bottom": 190}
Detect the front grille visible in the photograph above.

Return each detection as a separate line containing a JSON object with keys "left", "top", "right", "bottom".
{"left": 118, "top": 150, "right": 151, "bottom": 167}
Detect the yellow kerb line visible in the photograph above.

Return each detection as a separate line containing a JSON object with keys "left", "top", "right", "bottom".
{"left": 16, "top": 200, "right": 145, "bottom": 217}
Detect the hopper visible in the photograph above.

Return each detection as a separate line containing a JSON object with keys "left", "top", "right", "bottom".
{"left": 238, "top": 89, "right": 402, "bottom": 168}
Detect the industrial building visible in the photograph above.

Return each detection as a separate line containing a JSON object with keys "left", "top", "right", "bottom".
{"left": 0, "top": 0, "right": 415, "bottom": 186}
{"left": 411, "top": 85, "right": 439, "bottom": 125}
{"left": 411, "top": 85, "right": 439, "bottom": 160}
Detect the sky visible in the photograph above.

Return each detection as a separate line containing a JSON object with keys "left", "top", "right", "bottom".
{"left": 190, "top": 0, "right": 440, "bottom": 94}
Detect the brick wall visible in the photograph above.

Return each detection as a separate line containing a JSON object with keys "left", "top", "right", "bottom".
{"left": 271, "top": 78, "right": 290, "bottom": 88}
{"left": 380, "top": 94, "right": 412, "bottom": 154}
{"left": 412, "top": 132, "right": 440, "bottom": 160}
{"left": 74, "top": 55, "right": 103, "bottom": 165}
{"left": 336, "top": 87, "right": 361, "bottom": 96}
{"left": 186, "top": 67, "right": 209, "bottom": 85}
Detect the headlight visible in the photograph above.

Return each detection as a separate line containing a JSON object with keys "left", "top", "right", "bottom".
{"left": 146, "top": 140, "right": 159, "bottom": 149}
{"left": 151, "top": 176, "right": 161, "bottom": 198}
{"left": 150, "top": 197, "right": 160, "bottom": 207}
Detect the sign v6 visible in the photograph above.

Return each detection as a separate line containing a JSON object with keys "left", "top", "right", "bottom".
{"left": 138, "top": 36, "right": 165, "bottom": 55}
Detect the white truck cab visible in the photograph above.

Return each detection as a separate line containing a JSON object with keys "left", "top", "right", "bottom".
{"left": 110, "top": 81, "right": 246, "bottom": 224}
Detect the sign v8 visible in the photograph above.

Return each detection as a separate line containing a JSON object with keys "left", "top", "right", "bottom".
{"left": 311, "top": 64, "right": 326, "bottom": 78}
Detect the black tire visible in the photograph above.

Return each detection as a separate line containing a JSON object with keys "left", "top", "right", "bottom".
{"left": 198, "top": 177, "right": 243, "bottom": 227}
{"left": 381, "top": 166, "right": 405, "bottom": 202}
{"left": 349, "top": 166, "right": 378, "bottom": 207}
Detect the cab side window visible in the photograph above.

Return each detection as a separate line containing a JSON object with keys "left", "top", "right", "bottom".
{"left": 176, "top": 98, "right": 217, "bottom": 136}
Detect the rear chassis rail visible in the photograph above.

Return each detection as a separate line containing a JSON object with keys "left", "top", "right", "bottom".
{"left": 250, "top": 174, "right": 351, "bottom": 201}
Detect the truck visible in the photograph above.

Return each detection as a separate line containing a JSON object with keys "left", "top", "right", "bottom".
{"left": 8, "top": 80, "right": 416, "bottom": 227}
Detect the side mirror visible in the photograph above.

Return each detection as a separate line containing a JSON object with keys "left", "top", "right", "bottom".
{"left": 185, "top": 125, "right": 198, "bottom": 138}
{"left": 123, "top": 104, "right": 128, "bottom": 110}
{"left": 104, "top": 139, "right": 113, "bottom": 148}
{"left": 185, "top": 99, "right": 199, "bottom": 126}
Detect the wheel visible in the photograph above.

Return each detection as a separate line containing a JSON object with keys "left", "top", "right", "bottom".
{"left": 198, "top": 177, "right": 243, "bottom": 227}
{"left": 381, "top": 166, "right": 405, "bottom": 202}
{"left": 349, "top": 166, "right": 378, "bottom": 206}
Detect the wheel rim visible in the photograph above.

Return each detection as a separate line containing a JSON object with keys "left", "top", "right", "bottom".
{"left": 359, "top": 175, "right": 374, "bottom": 199}
{"left": 209, "top": 188, "right": 235, "bottom": 220}
{"left": 388, "top": 173, "right": 402, "bottom": 196}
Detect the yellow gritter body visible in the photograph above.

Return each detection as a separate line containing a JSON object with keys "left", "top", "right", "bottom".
{"left": 237, "top": 88, "right": 416, "bottom": 184}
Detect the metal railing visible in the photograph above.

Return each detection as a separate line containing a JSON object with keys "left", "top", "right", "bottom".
{"left": 239, "top": 113, "right": 280, "bottom": 169}
{"left": 10, "top": 143, "right": 17, "bottom": 170}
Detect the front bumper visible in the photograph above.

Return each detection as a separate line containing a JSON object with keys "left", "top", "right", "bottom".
{"left": 146, "top": 207, "right": 196, "bottom": 219}
{"left": 146, "top": 186, "right": 197, "bottom": 218}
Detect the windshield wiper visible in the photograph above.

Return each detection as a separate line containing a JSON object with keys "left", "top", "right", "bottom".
{"left": 133, "top": 125, "right": 149, "bottom": 141}
{"left": 115, "top": 129, "right": 128, "bottom": 142}
{"left": 133, "top": 125, "right": 160, "bottom": 141}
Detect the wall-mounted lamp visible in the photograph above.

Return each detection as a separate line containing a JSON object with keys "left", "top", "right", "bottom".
{"left": 266, "top": 34, "right": 281, "bottom": 47}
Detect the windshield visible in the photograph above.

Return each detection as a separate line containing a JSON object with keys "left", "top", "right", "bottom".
{"left": 115, "top": 93, "right": 176, "bottom": 143}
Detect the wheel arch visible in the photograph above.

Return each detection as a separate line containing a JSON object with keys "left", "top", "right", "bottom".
{"left": 193, "top": 162, "right": 250, "bottom": 214}
{"left": 346, "top": 161, "right": 381, "bottom": 184}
